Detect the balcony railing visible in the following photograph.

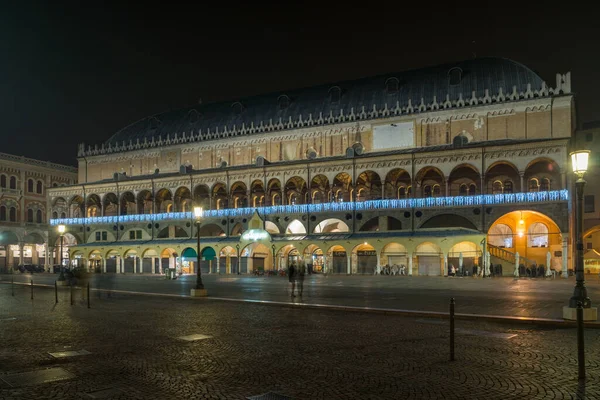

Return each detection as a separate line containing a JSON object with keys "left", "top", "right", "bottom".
{"left": 49, "top": 189, "right": 568, "bottom": 226}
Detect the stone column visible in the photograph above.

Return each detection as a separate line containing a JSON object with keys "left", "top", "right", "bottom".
{"left": 519, "top": 172, "right": 525, "bottom": 192}
{"left": 561, "top": 172, "right": 567, "bottom": 190}
{"left": 133, "top": 256, "right": 137, "bottom": 274}
{"left": 408, "top": 253, "right": 413, "bottom": 276}
{"left": 445, "top": 178, "right": 450, "bottom": 197}
{"left": 102, "top": 258, "right": 107, "bottom": 273}
{"left": 562, "top": 237, "right": 568, "bottom": 278}
{"left": 48, "top": 246, "right": 55, "bottom": 267}
{"left": 216, "top": 257, "right": 220, "bottom": 274}
{"left": 444, "top": 254, "right": 448, "bottom": 276}
{"left": 151, "top": 257, "right": 156, "bottom": 274}
{"left": 18, "top": 243, "right": 24, "bottom": 266}
{"left": 346, "top": 254, "right": 351, "bottom": 275}
{"left": 44, "top": 243, "right": 49, "bottom": 270}
{"left": 376, "top": 252, "right": 381, "bottom": 274}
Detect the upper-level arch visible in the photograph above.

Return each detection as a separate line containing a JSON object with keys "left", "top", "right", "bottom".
{"left": 310, "top": 174, "right": 330, "bottom": 204}
{"left": 174, "top": 186, "right": 192, "bottom": 212}
{"left": 415, "top": 166, "right": 445, "bottom": 198}
{"left": 193, "top": 184, "right": 210, "bottom": 210}
{"left": 448, "top": 164, "right": 480, "bottom": 196}
{"left": 155, "top": 188, "right": 173, "bottom": 213}
{"left": 103, "top": 193, "right": 118, "bottom": 216}
{"left": 384, "top": 168, "right": 411, "bottom": 199}
{"left": 313, "top": 218, "right": 350, "bottom": 233}
{"left": 355, "top": 170, "right": 382, "bottom": 201}
{"left": 285, "top": 176, "right": 307, "bottom": 205}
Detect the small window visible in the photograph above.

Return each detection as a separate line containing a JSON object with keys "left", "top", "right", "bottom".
{"left": 0, "top": 206, "right": 5, "bottom": 221}
{"left": 9, "top": 207, "right": 16, "bottom": 222}
{"left": 398, "top": 187, "right": 406, "bottom": 198}
{"left": 423, "top": 185, "right": 432, "bottom": 198}
{"left": 585, "top": 195, "right": 595, "bottom": 213}
{"left": 136, "top": 230, "right": 142, "bottom": 239}
{"left": 540, "top": 178, "right": 550, "bottom": 192}
{"left": 187, "top": 109, "right": 200, "bottom": 124}
{"left": 148, "top": 117, "right": 161, "bottom": 130}
{"left": 129, "top": 231, "right": 135, "bottom": 240}
{"left": 459, "top": 184, "right": 468, "bottom": 196}
{"left": 492, "top": 180, "right": 503, "bottom": 194}
{"left": 433, "top": 185, "right": 441, "bottom": 197}
{"left": 27, "top": 209, "right": 33, "bottom": 222}
{"left": 529, "top": 178, "right": 539, "bottom": 192}
{"left": 277, "top": 95, "right": 290, "bottom": 110}
{"left": 95, "top": 232, "right": 101, "bottom": 241}
{"left": 52, "top": 183, "right": 58, "bottom": 187}
{"left": 586, "top": 132, "right": 593, "bottom": 142}
{"left": 504, "top": 180, "right": 513, "bottom": 194}
{"left": 52, "top": 211, "right": 58, "bottom": 219}
{"left": 448, "top": 67, "right": 462, "bottom": 86}
{"left": 231, "top": 102, "right": 244, "bottom": 115}
{"left": 453, "top": 135, "right": 468, "bottom": 147}
{"left": 27, "top": 179, "right": 34, "bottom": 192}
{"left": 9, "top": 176, "right": 16, "bottom": 189}
{"left": 102, "top": 231, "right": 107, "bottom": 241}
{"left": 328, "top": 86, "right": 341, "bottom": 104}
{"left": 60, "top": 212, "right": 66, "bottom": 219}
{"left": 385, "top": 77, "right": 399, "bottom": 94}
{"left": 587, "top": 242, "right": 593, "bottom": 250}
{"left": 36, "top": 209, "right": 42, "bottom": 223}
{"left": 468, "top": 184, "right": 477, "bottom": 196}
{"left": 36, "top": 180, "right": 43, "bottom": 194}
{"left": 0, "top": 175, "right": 5, "bottom": 188}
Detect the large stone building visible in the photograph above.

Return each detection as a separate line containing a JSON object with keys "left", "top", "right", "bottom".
{"left": 0, "top": 152, "right": 77, "bottom": 271}
{"left": 48, "top": 57, "right": 576, "bottom": 277}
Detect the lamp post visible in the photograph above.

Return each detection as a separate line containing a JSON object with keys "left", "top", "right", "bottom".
{"left": 236, "top": 244, "right": 240, "bottom": 275}
{"left": 563, "top": 150, "right": 596, "bottom": 321}
{"left": 191, "top": 206, "right": 207, "bottom": 296}
{"left": 57, "top": 224, "right": 66, "bottom": 283}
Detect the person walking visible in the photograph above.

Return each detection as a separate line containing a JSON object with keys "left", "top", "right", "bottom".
{"left": 288, "top": 263, "right": 297, "bottom": 297}
{"left": 297, "top": 261, "right": 306, "bottom": 296}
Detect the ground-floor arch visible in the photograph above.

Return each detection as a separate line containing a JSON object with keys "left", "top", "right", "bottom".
{"left": 241, "top": 242, "right": 272, "bottom": 273}
{"left": 414, "top": 242, "right": 442, "bottom": 276}
{"left": 352, "top": 243, "right": 377, "bottom": 274}
{"left": 302, "top": 244, "right": 324, "bottom": 273}
{"left": 381, "top": 242, "right": 408, "bottom": 274}
{"left": 448, "top": 241, "right": 482, "bottom": 276}
{"left": 326, "top": 244, "right": 349, "bottom": 274}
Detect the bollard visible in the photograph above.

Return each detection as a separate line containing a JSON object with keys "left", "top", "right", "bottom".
{"left": 450, "top": 297, "right": 455, "bottom": 361}
{"left": 87, "top": 283, "right": 90, "bottom": 309}
{"left": 70, "top": 284, "right": 74, "bottom": 306}
{"left": 55, "top": 281, "right": 58, "bottom": 304}
{"left": 11, "top": 277, "right": 14, "bottom": 297}
{"left": 30, "top": 280, "right": 34, "bottom": 300}
{"left": 577, "top": 302, "right": 585, "bottom": 381}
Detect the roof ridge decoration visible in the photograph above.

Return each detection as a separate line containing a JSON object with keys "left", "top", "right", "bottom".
{"left": 78, "top": 59, "right": 572, "bottom": 158}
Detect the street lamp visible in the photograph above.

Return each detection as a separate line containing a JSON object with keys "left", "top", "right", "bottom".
{"left": 236, "top": 244, "right": 240, "bottom": 275}
{"left": 57, "top": 224, "right": 66, "bottom": 282}
{"left": 190, "top": 206, "right": 207, "bottom": 297}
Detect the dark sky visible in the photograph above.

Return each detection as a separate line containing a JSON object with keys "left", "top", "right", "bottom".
{"left": 1, "top": 2, "right": 598, "bottom": 166}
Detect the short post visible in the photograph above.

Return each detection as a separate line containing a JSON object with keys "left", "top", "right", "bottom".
{"left": 577, "top": 301, "right": 585, "bottom": 381}
{"left": 30, "top": 280, "right": 33, "bottom": 300}
{"left": 11, "top": 277, "right": 14, "bottom": 297}
{"left": 450, "top": 297, "right": 455, "bottom": 361}
{"left": 55, "top": 281, "right": 58, "bottom": 304}
{"left": 87, "top": 283, "right": 90, "bottom": 309}
{"left": 70, "top": 284, "right": 73, "bottom": 306}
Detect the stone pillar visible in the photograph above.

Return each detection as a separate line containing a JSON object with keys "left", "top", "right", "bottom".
{"left": 48, "top": 246, "right": 55, "bottom": 267}
{"left": 216, "top": 257, "right": 220, "bottom": 274}
{"left": 44, "top": 243, "right": 50, "bottom": 270}
{"left": 346, "top": 254, "right": 351, "bottom": 275}
{"left": 519, "top": 172, "right": 525, "bottom": 192}
{"left": 408, "top": 253, "right": 413, "bottom": 276}
{"left": 133, "top": 256, "right": 137, "bottom": 274}
{"left": 444, "top": 254, "right": 448, "bottom": 276}
{"left": 445, "top": 178, "right": 450, "bottom": 197}
{"left": 102, "top": 258, "right": 107, "bottom": 273}
{"left": 376, "top": 252, "right": 381, "bottom": 274}
{"left": 480, "top": 174, "right": 485, "bottom": 195}
{"left": 151, "top": 257, "right": 156, "bottom": 274}
{"left": 561, "top": 172, "right": 567, "bottom": 190}
{"left": 562, "top": 237, "right": 568, "bottom": 278}
{"left": 18, "top": 243, "right": 24, "bottom": 266}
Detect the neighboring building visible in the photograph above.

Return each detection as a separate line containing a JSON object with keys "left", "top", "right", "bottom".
{"left": 0, "top": 152, "right": 77, "bottom": 271}
{"left": 48, "top": 57, "right": 575, "bottom": 277}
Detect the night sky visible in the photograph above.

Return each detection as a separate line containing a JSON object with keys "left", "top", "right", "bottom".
{"left": 1, "top": 3, "right": 597, "bottom": 166}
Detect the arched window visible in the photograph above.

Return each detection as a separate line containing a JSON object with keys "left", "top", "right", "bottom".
{"left": 60, "top": 212, "right": 66, "bottom": 219}
{"left": 27, "top": 208, "right": 34, "bottom": 222}
{"left": 529, "top": 178, "right": 539, "bottom": 192}
{"left": 448, "top": 67, "right": 462, "bottom": 85}
{"left": 453, "top": 135, "right": 468, "bottom": 147}
{"left": 0, "top": 175, "right": 5, "bottom": 188}
{"left": 36, "top": 180, "right": 43, "bottom": 194}
{"left": 423, "top": 185, "right": 432, "bottom": 198}
{"left": 398, "top": 186, "right": 406, "bottom": 198}
{"left": 52, "top": 183, "right": 58, "bottom": 187}
{"left": 36, "top": 209, "right": 42, "bottom": 223}
{"left": 489, "top": 224, "right": 513, "bottom": 248}
{"left": 9, "top": 207, "right": 16, "bottom": 222}
{"left": 231, "top": 102, "right": 244, "bottom": 115}
{"left": 528, "top": 222, "right": 549, "bottom": 247}
{"left": 540, "top": 178, "right": 550, "bottom": 191}
{"left": 277, "top": 95, "right": 290, "bottom": 110}
{"left": 407, "top": 186, "right": 412, "bottom": 196}
{"left": 52, "top": 211, "right": 58, "bottom": 219}
{"left": 27, "top": 179, "right": 33, "bottom": 192}
{"left": 459, "top": 184, "right": 468, "bottom": 196}
{"left": 9, "top": 176, "right": 16, "bottom": 189}
{"left": 503, "top": 180, "right": 513, "bottom": 194}
{"left": 328, "top": 86, "right": 341, "bottom": 104}
{"left": 492, "top": 180, "right": 504, "bottom": 194}
{"left": 385, "top": 77, "right": 399, "bottom": 94}
{"left": 433, "top": 184, "right": 441, "bottom": 197}
{"left": 468, "top": 184, "right": 477, "bottom": 196}
{"left": 0, "top": 206, "right": 5, "bottom": 221}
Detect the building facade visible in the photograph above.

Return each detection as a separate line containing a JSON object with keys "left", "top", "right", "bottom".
{"left": 48, "top": 57, "right": 576, "bottom": 277}
{"left": 0, "top": 152, "right": 77, "bottom": 271}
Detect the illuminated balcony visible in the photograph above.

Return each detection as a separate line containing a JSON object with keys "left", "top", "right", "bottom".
{"left": 49, "top": 189, "right": 569, "bottom": 226}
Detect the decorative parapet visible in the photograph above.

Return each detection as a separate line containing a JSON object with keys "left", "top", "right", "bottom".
{"left": 0, "top": 152, "right": 77, "bottom": 173}
{"left": 77, "top": 73, "right": 573, "bottom": 158}
{"left": 50, "top": 189, "right": 568, "bottom": 226}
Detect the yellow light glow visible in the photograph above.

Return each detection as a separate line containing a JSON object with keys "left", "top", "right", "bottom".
{"left": 57, "top": 224, "right": 66, "bottom": 234}
{"left": 193, "top": 206, "right": 203, "bottom": 219}
{"left": 571, "top": 150, "right": 590, "bottom": 175}
{"left": 518, "top": 231, "right": 524, "bottom": 238}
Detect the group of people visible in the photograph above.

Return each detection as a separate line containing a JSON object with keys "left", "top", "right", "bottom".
{"left": 287, "top": 262, "right": 306, "bottom": 297}
{"left": 377, "top": 264, "right": 407, "bottom": 275}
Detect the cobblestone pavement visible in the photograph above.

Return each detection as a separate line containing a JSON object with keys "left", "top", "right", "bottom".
{"left": 4, "top": 272, "right": 600, "bottom": 319}
{"left": 0, "top": 284, "right": 599, "bottom": 399}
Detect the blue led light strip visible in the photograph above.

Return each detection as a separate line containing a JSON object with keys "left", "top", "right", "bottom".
{"left": 50, "top": 189, "right": 568, "bottom": 226}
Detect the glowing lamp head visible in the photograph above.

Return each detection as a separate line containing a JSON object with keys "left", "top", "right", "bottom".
{"left": 57, "top": 224, "right": 66, "bottom": 234}
{"left": 571, "top": 150, "right": 590, "bottom": 176}
{"left": 193, "top": 206, "right": 203, "bottom": 219}
{"left": 518, "top": 231, "right": 524, "bottom": 238}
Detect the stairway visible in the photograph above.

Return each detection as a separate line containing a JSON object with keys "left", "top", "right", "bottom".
{"left": 487, "top": 244, "right": 535, "bottom": 276}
